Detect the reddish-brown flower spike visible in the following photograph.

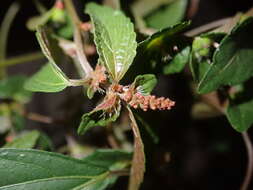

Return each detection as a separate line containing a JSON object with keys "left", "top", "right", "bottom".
{"left": 120, "top": 87, "right": 175, "bottom": 111}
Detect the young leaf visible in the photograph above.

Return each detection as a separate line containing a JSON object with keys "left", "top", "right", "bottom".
{"left": 0, "top": 75, "right": 32, "bottom": 103}
{"left": 25, "top": 63, "right": 70, "bottom": 92}
{"left": 134, "top": 74, "right": 157, "bottom": 95}
{"left": 86, "top": 3, "right": 137, "bottom": 82}
{"left": 3, "top": 130, "right": 40, "bottom": 149}
{"left": 78, "top": 103, "right": 121, "bottom": 135}
{"left": 198, "top": 17, "right": 253, "bottom": 94}
{"left": 190, "top": 35, "right": 218, "bottom": 82}
{"left": 145, "top": 0, "right": 188, "bottom": 30}
{"left": 163, "top": 46, "right": 190, "bottom": 74}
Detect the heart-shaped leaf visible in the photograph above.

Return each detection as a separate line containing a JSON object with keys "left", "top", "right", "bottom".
{"left": 198, "top": 17, "right": 253, "bottom": 94}
{"left": 86, "top": 3, "right": 137, "bottom": 82}
{"left": 25, "top": 63, "right": 70, "bottom": 92}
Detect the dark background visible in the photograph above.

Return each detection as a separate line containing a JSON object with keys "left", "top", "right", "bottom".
{"left": 1, "top": 0, "right": 253, "bottom": 190}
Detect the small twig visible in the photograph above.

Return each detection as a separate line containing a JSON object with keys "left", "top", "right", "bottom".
{"left": 25, "top": 112, "right": 54, "bottom": 124}
{"left": 185, "top": 17, "right": 231, "bottom": 37}
{"left": 240, "top": 132, "right": 253, "bottom": 190}
{"left": 64, "top": 0, "right": 93, "bottom": 76}
{"left": 110, "top": 169, "right": 130, "bottom": 177}
{"left": 107, "top": 127, "right": 120, "bottom": 149}
{"left": 0, "top": 52, "right": 44, "bottom": 68}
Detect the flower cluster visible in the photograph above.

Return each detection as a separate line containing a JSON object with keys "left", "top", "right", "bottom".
{"left": 89, "top": 65, "right": 107, "bottom": 92}
{"left": 127, "top": 93, "right": 175, "bottom": 111}
{"left": 113, "top": 85, "right": 175, "bottom": 111}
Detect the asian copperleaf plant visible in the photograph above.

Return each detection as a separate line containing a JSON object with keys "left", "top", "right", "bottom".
{"left": 24, "top": 2, "right": 175, "bottom": 190}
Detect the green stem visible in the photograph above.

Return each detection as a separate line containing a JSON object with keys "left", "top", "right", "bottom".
{"left": 0, "top": 2, "right": 20, "bottom": 78}
{"left": 64, "top": 0, "right": 93, "bottom": 76}
{"left": 0, "top": 52, "right": 44, "bottom": 68}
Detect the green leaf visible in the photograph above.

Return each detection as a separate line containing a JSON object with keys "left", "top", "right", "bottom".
{"left": 78, "top": 103, "right": 121, "bottom": 135}
{"left": 83, "top": 149, "right": 132, "bottom": 170}
{"left": 145, "top": 0, "right": 188, "bottom": 29}
{"left": 3, "top": 130, "right": 40, "bottom": 149}
{"left": 0, "top": 148, "right": 131, "bottom": 190}
{"left": 190, "top": 36, "right": 215, "bottom": 82}
{"left": 55, "top": 14, "right": 74, "bottom": 39}
{"left": 133, "top": 74, "right": 157, "bottom": 95}
{"left": 198, "top": 17, "right": 253, "bottom": 94}
{"left": 25, "top": 63, "right": 70, "bottom": 92}
{"left": 226, "top": 82, "right": 253, "bottom": 132}
{"left": 0, "top": 149, "right": 107, "bottom": 189}
{"left": 0, "top": 75, "right": 32, "bottom": 103}
{"left": 163, "top": 46, "right": 190, "bottom": 74}
{"left": 86, "top": 3, "right": 137, "bottom": 81}
{"left": 226, "top": 100, "right": 253, "bottom": 132}
{"left": 125, "top": 21, "right": 191, "bottom": 81}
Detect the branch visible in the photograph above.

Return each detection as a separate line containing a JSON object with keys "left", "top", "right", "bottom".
{"left": 24, "top": 112, "right": 54, "bottom": 124}
{"left": 184, "top": 17, "right": 231, "bottom": 37}
{"left": 64, "top": 0, "right": 93, "bottom": 76}
{"left": 240, "top": 132, "right": 253, "bottom": 190}
{"left": 0, "top": 52, "right": 44, "bottom": 68}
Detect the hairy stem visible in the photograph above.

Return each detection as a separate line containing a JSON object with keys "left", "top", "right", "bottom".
{"left": 64, "top": 0, "right": 93, "bottom": 76}
{"left": 240, "top": 132, "right": 253, "bottom": 190}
